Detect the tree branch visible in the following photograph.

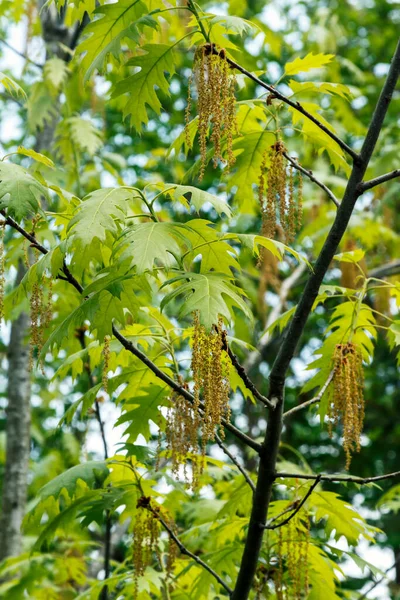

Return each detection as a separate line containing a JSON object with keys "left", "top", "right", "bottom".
{"left": 283, "top": 369, "right": 335, "bottom": 419}
{"left": 0, "top": 37, "right": 43, "bottom": 69}
{"left": 265, "top": 476, "right": 321, "bottom": 530}
{"left": 223, "top": 341, "right": 274, "bottom": 409}
{"left": 359, "top": 169, "right": 400, "bottom": 192}
{"left": 148, "top": 505, "right": 233, "bottom": 595}
{"left": 283, "top": 152, "right": 340, "bottom": 208}
{"left": 369, "top": 259, "right": 400, "bottom": 279}
{"left": 358, "top": 556, "right": 400, "bottom": 600}
{"left": 275, "top": 470, "right": 400, "bottom": 484}
{"left": 231, "top": 39, "right": 400, "bottom": 600}
{"left": 215, "top": 433, "right": 255, "bottom": 492}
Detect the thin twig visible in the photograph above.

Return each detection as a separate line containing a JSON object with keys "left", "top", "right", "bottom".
{"left": 215, "top": 433, "right": 255, "bottom": 492}
{"left": 275, "top": 470, "right": 400, "bottom": 484}
{"left": 283, "top": 369, "right": 335, "bottom": 419}
{"left": 0, "top": 37, "right": 43, "bottom": 69}
{"left": 223, "top": 342, "right": 274, "bottom": 409}
{"left": 359, "top": 169, "right": 400, "bottom": 192}
{"left": 358, "top": 555, "right": 400, "bottom": 600}
{"left": 283, "top": 152, "right": 340, "bottom": 207}
{"left": 369, "top": 259, "right": 400, "bottom": 279}
{"left": 265, "top": 476, "right": 321, "bottom": 529}
{"left": 149, "top": 505, "right": 233, "bottom": 595}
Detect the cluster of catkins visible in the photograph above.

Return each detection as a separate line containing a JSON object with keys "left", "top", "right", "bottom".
{"left": 328, "top": 342, "right": 365, "bottom": 469}
{"left": 186, "top": 43, "right": 237, "bottom": 179}
{"left": 132, "top": 497, "right": 177, "bottom": 594}
{"left": 275, "top": 513, "right": 310, "bottom": 600}
{"left": 159, "top": 314, "right": 231, "bottom": 489}
{"left": 259, "top": 141, "right": 303, "bottom": 243}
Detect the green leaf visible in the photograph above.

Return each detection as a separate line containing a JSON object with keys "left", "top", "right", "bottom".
{"left": 112, "top": 43, "right": 177, "bottom": 130}
{"left": 116, "top": 385, "right": 169, "bottom": 442}
{"left": 27, "top": 81, "right": 58, "bottom": 131}
{"left": 67, "top": 116, "right": 103, "bottom": 155}
{"left": 0, "top": 162, "right": 48, "bottom": 220}
{"left": 164, "top": 184, "right": 232, "bottom": 218}
{"left": 75, "top": 0, "right": 149, "bottom": 81}
{"left": 228, "top": 130, "right": 275, "bottom": 212}
{"left": 0, "top": 72, "right": 26, "bottom": 98}
{"left": 284, "top": 52, "right": 334, "bottom": 76}
{"left": 16, "top": 146, "right": 55, "bottom": 168}
{"left": 67, "top": 187, "right": 139, "bottom": 254}
{"left": 208, "top": 15, "right": 258, "bottom": 37}
{"left": 334, "top": 248, "right": 365, "bottom": 263}
{"left": 184, "top": 220, "right": 240, "bottom": 275}
{"left": 289, "top": 80, "right": 352, "bottom": 100}
{"left": 161, "top": 272, "right": 252, "bottom": 331}
{"left": 114, "top": 221, "right": 191, "bottom": 273}
{"left": 43, "top": 57, "right": 69, "bottom": 93}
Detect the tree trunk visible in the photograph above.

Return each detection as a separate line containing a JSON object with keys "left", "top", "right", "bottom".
{"left": 0, "top": 262, "right": 31, "bottom": 559}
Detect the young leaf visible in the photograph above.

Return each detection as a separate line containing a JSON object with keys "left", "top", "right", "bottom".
{"left": 161, "top": 272, "right": 252, "bottom": 330}
{"left": 0, "top": 72, "right": 26, "bottom": 98}
{"left": 0, "top": 162, "right": 48, "bottom": 220}
{"left": 75, "top": 0, "right": 150, "bottom": 81}
{"left": 112, "top": 43, "right": 177, "bottom": 130}
{"left": 284, "top": 52, "right": 334, "bottom": 76}
{"left": 17, "top": 146, "right": 55, "bottom": 168}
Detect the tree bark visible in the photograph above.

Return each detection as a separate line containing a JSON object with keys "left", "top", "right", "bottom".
{"left": 0, "top": 263, "right": 31, "bottom": 559}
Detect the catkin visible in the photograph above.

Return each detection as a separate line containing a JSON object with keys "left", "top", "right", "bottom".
{"left": 258, "top": 143, "right": 303, "bottom": 243}
{"left": 102, "top": 335, "right": 111, "bottom": 393}
{"left": 192, "top": 313, "right": 231, "bottom": 446}
{"left": 328, "top": 342, "right": 365, "bottom": 469}
{"left": 275, "top": 513, "right": 310, "bottom": 600}
{"left": 188, "top": 44, "right": 237, "bottom": 179}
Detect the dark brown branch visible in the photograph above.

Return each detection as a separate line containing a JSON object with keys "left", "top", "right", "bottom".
{"left": 149, "top": 505, "right": 233, "bottom": 595}
{"left": 223, "top": 342, "right": 274, "bottom": 409}
{"left": 215, "top": 433, "right": 255, "bottom": 492}
{"left": 283, "top": 152, "right": 340, "bottom": 208}
{"left": 359, "top": 169, "right": 400, "bottom": 192}
{"left": 283, "top": 369, "right": 335, "bottom": 419}
{"left": 275, "top": 470, "right": 400, "bottom": 484}
{"left": 265, "top": 476, "right": 321, "bottom": 529}
{"left": 231, "top": 39, "right": 400, "bottom": 600}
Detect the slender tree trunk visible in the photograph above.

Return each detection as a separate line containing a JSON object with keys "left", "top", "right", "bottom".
{"left": 0, "top": 263, "right": 31, "bottom": 559}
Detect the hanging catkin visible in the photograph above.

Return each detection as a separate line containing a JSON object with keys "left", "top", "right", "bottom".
{"left": 258, "top": 143, "right": 303, "bottom": 243}
{"left": 328, "top": 342, "right": 365, "bottom": 469}
{"left": 187, "top": 44, "right": 237, "bottom": 179}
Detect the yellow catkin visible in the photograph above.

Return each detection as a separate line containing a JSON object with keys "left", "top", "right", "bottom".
{"left": 185, "top": 73, "right": 193, "bottom": 150}
{"left": 192, "top": 313, "right": 231, "bottom": 448}
{"left": 191, "top": 44, "right": 237, "bottom": 179}
{"left": 102, "top": 335, "right": 111, "bottom": 393}
{"left": 329, "top": 342, "right": 365, "bottom": 469}
{"left": 259, "top": 144, "right": 303, "bottom": 243}
{"left": 133, "top": 499, "right": 159, "bottom": 591}
{"left": 0, "top": 222, "right": 5, "bottom": 325}
{"left": 30, "top": 278, "right": 44, "bottom": 371}
{"left": 43, "top": 277, "right": 53, "bottom": 331}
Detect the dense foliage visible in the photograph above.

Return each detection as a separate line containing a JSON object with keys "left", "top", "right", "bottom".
{"left": 0, "top": 1, "right": 400, "bottom": 599}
